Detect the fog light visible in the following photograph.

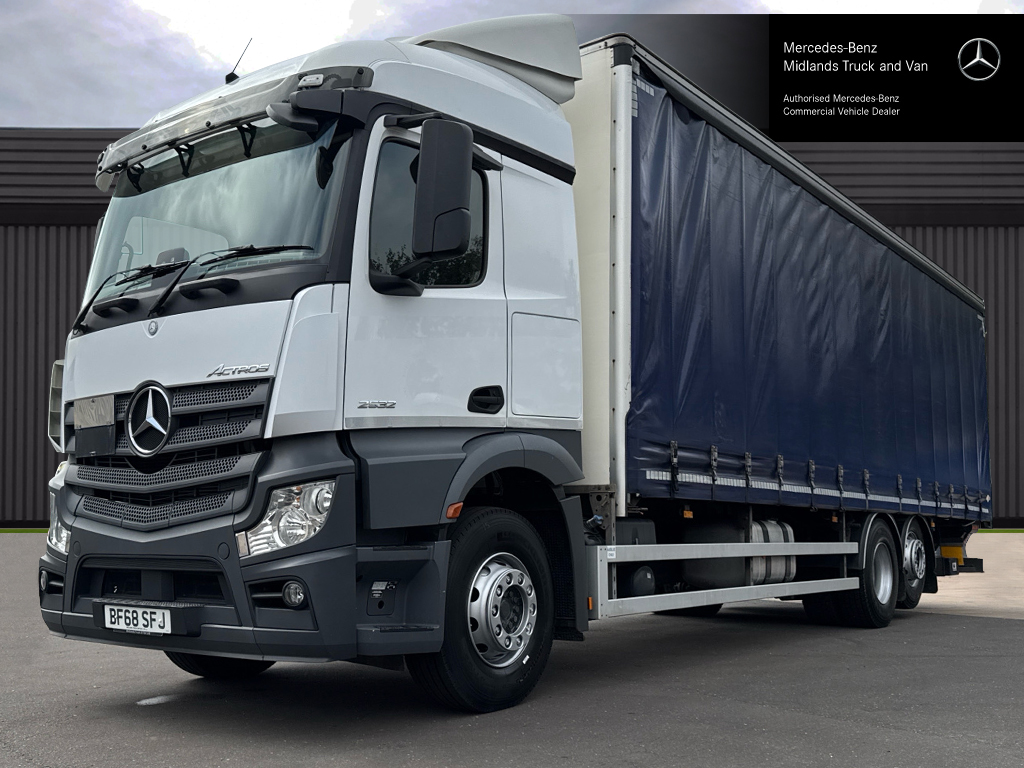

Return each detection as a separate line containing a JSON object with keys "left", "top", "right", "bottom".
{"left": 39, "top": 570, "right": 49, "bottom": 592}
{"left": 281, "top": 581, "right": 306, "bottom": 608}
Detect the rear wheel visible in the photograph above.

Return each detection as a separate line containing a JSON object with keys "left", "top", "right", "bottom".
{"left": 406, "top": 507, "right": 554, "bottom": 712}
{"left": 657, "top": 603, "right": 722, "bottom": 618}
{"left": 165, "top": 652, "right": 275, "bottom": 680}
{"left": 897, "top": 519, "right": 928, "bottom": 609}
{"left": 835, "top": 522, "right": 898, "bottom": 628}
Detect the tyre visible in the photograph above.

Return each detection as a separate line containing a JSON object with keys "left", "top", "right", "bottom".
{"left": 165, "top": 652, "right": 275, "bottom": 680}
{"left": 835, "top": 522, "right": 898, "bottom": 628}
{"left": 657, "top": 603, "right": 722, "bottom": 618}
{"left": 406, "top": 507, "right": 554, "bottom": 712}
{"left": 802, "top": 594, "right": 841, "bottom": 625}
{"left": 897, "top": 518, "right": 928, "bottom": 610}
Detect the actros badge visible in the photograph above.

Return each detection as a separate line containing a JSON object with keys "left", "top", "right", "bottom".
{"left": 207, "top": 363, "right": 270, "bottom": 378}
{"left": 958, "top": 38, "right": 1000, "bottom": 82}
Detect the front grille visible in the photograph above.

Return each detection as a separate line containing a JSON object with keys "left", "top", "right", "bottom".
{"left": 167, "top": 415, "right": 257, "bottom": 447}
{"left": 173, "top": 381, "right": 259, "bottom": 410}
{"left": 68, "top": 379, "right": 270, "bottom": 531}
{"left": 76, "top": 456, "right": 241, "bottom": 488}
{"left": 82, "top": 490, "right": 232, "bottom": 528}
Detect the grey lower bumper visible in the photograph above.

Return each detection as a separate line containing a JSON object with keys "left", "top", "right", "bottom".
{"left": 40, "top": 515, "right": 450, "bottom": 661}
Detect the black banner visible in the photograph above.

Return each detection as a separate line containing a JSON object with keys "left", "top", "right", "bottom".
{"left": 768, "top": 16, "right": 1021, "bottom": 140}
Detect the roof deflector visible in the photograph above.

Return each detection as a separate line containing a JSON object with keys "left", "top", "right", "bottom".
{"left": 399, "top": 14, "right": 583, "bottom": 104}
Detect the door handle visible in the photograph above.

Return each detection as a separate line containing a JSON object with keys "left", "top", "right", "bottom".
{"left": 468, "top": 385, "right": 504, "bottom": 414}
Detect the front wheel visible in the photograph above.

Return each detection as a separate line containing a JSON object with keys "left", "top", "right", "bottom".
{"left": 165, "top": 652, "right": 275, "bottom": 680}
{"left": 406, "top": 507, "right": 554, "bottom": 712}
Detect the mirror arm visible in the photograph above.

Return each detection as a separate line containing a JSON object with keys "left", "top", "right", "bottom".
{"left": 392, "top": 257, "right": 433, "bottom": 279}
{"left": 383, "top": 112, "right": 445, "bottom": 130}
{"left": 368, "top": 270, "right": 424, "bottom": 297}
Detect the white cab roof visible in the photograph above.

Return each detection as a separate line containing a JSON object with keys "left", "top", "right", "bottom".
{"left": 97, "top": 15, "right": 580, "bottom": 187}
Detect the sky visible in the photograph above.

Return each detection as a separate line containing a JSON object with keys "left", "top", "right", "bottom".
{"left": 1, "top": 0, "right": 1019, "bottom": 127}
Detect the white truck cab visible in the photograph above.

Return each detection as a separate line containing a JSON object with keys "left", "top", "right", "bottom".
{"left": 42, "top": 16, "right": 591, "bottom": 712}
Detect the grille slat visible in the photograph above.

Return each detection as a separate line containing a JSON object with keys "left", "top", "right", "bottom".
{"left": 81, "top": 492, "right": 232, "bottom": 530}
{"left": 114, "top": 418, "right": 259, "bottom": 453}
{"left": 173, "top": 381, "right": 261, "bottom": 410}
{"left": 167, "top": 419, "right": 255, "bottom": 447}
{"left": 72, "top": 454, "right": 256, "bottom": 492}
{"left": 68, "top": 378, "right": 270, "bottom": 531}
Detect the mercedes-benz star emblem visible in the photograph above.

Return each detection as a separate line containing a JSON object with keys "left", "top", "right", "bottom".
{"left": 958, "top": 38, "right": 1000, "bottom": 82}
{"left": 126, "top": 384, "right": 172, "bottom": 456}
{"left": 147, "top": 320, "right": 159, "bottom": 337}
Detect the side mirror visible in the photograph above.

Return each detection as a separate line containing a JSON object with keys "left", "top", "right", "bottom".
{"left": 412, "top": 119, "right": 473, "bottom": 259}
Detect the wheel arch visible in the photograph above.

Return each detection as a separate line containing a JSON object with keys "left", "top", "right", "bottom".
{"left": 851, "top": 511, "right": 901, "bottom": 572}
{"left": 442, "top": 432, "right": 588, "bottom": 637}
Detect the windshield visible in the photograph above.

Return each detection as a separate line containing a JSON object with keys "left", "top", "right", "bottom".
{"left": 85, "top": 117, "right": 349, "bottom": 304}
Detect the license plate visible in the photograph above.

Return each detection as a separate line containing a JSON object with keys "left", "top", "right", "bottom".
{"left": 103, "top": 605, "right": 172, "bottom": 635}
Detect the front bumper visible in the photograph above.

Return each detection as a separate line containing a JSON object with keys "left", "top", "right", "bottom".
{"left": 39, "top": 433, "right": 449, "bottom": 661}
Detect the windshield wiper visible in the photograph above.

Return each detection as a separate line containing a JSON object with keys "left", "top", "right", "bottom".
{"left": 71, "top": 261, "right": 191, "bottom": 334}
{"left": 113, "top": 261, "right": 190, "bottom": 285}
{"left": 198, "top": 244, "right": 314, "bottom": 269}
{"left": 145, "top": 244, "right": 315, "bottom": 317}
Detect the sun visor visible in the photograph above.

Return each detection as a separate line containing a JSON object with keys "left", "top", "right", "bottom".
{"left": 94, "top": 64, "right": 371, "bottom": 190}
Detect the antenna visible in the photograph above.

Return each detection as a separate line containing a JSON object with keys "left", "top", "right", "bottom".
{"left": 225, "top": 38, "right": 252, "bottom": 84}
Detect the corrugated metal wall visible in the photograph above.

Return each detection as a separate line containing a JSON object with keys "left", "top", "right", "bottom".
{"left": 779, "top": 143, "right": 1024, "bottom": 207}
{"left": 0, "top": 225, "right": 95, "bottom": 525}
{"left": 0, "top": 129, "right": 127, "bottom": 206}
{"left": 0, "top": 129, "right": 121, "bottom": 527}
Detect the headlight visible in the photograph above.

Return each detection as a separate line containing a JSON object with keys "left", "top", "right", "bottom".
{"left": 239, "top": 479, "right": 335, "bottom": 558}
{"left": 47, "top": 492, "right": 70, "bottom": 555}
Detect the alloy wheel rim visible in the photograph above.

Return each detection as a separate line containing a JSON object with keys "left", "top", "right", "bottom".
{"left": 873, "top": 540, "right": 894, "bottom": 604}
{"left": 467, "top": 552, "right": 537, "bottom": 668}
{"left": 904, "top": 530, "right": 927, "bottom": 584}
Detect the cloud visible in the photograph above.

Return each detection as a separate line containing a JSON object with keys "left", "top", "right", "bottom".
{"left": 0, "top": 0, "right": 226, "bottom": 127}
{"left": 1, "top": 0, "right": 772, "bottom": 127}
{"left": 343, "top": 0, "right": 765, "bottom": 41}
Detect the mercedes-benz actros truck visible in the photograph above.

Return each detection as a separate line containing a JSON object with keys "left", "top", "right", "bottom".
{"left": 38, "top": 15, "right": 991, "bottom": 712}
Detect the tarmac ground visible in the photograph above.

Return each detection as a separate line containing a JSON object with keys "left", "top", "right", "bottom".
{"left": 1, "top": 532, "right": 1022, "bottom": 768}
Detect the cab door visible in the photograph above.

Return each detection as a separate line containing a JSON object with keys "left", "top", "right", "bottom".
{"left": 343, "top": 121, "right": 506, "bottom": 429}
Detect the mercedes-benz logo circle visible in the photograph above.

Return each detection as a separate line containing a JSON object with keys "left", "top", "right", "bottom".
{"left": 126, "top": 384, "right": 172, "bottom": 456}
{"left": 958, "top": 38, "right": 1000, "bottom": 82}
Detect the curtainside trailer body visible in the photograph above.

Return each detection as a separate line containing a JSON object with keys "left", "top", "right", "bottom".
{"left": 565, "top": 37, "right": 990, "bottom": 620}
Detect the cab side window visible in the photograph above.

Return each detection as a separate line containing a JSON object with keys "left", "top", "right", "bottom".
{"left": 369, "top": 140, "right": 485, "bottom": 287}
